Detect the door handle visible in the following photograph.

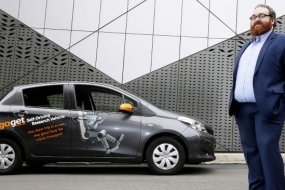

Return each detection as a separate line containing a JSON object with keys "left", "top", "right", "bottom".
{"left": 13, "top": 110, "right": 28, "bottom": 117}
{"left": 72, "top": 117, "right": 79, "bottom": 121}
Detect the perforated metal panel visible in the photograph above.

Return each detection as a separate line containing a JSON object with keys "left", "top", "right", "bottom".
{"left": 0, "top": 12, "right": 16, "bottom": 97}
{"left": 68, "top": 54, "right": 120, "bottom": 86}
{"left": 125, "top": 62, "right": 179, "bottom": 111}
{"left": 176, "top": 39, "right": 236, "bottom": 151}
{"left": 1, "top": 8, "right": 285, "bottom": 152}
{"left": 126, "top": 16, "right": 285, "bottom": 152}
{"left": 0, "top": 9, "right": 120, "bottom": 100}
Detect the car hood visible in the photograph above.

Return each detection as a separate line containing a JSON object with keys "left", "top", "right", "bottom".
{"left": 146, "top": 104, "right": 205, "bottom": 123}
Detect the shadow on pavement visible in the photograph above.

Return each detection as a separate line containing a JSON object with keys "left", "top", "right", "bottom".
{"left": 17, "top": 164, "right": 215, "bottom": 176}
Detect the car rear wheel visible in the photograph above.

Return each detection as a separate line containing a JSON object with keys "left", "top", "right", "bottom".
{"left": 0, "top": 139, "right": 22, "bottom": 175}
{"left": 146, "top": 137, "right": 185, "bottom": 175}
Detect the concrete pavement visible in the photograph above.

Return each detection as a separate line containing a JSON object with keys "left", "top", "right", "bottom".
{"left": 210, "top": 153, "right": 285, "bottom": 164}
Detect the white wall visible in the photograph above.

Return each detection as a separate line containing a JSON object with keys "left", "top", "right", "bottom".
{"left": 1, "top": 0, "right": 284, "bottom": 83}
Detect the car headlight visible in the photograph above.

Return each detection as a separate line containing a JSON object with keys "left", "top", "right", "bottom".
{"left": 177, "top": 116, "right": 207, "bottom": 133}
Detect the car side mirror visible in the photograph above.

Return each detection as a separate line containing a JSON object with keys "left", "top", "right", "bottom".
{"left": 119, "top": 103, "right": 133, "bottom": 113}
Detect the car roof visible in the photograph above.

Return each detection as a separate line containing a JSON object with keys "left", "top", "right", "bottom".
{"left": 12, "top": 81, "right": 154, "bottom": 107}
{"left": 14, "top": 81, "right": 119, "bottom": 89}
{"left": 14, "top": 81, "right": 140, "bottom": 100}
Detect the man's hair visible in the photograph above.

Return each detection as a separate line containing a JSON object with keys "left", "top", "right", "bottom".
{"left": 255, "top": 4, "right": 276, "bottom": 28}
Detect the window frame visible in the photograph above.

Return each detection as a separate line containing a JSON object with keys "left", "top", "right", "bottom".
{"left": 20, "top": 84, "right": 67, "bottom": 110}
{"left": 72, "top": 84, "right": 141, "bottom": 114}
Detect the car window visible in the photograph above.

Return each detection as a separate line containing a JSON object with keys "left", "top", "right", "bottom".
{"left": 75, "top": 85, "right": 137, "bottom": 112}
{"left": 90, "top": 91, "right": 121, "bottom": 112}
{"left": 124, "top": 97, "right": 136, "bottom": 107}
{"left": 22, "top": 85, "right": 64, "bottom": 109}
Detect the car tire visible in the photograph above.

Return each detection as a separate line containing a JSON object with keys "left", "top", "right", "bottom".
{"left": 146, "top": 137, "right": 185, "bottom": 175}
{"left": 0, "top": 138, "right": 23, "bottom": 175}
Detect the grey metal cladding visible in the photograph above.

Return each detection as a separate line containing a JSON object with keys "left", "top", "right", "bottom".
{"left": 0, "top": 9, "right": 120, "bottom": 99}
{"left": 12, "top": 22, "right": 67, "bottom": 84}
{"left": 1, "top": 7, "right": 285, "bottom": 152}
{"left": 125, "top": 61, "right": 179, "bottom": 111}
{"left": 0, "top": 12, "right": 16, "bottom": 97}
{"left": 68, "top": 54, "right": 120, "bottom": 86}
{"left": 177, "top": 40, "right": 235, "bottom": 152}
{"left": 125, "top": 15, "right": 285, "bottom": 152}
{"left": 275, "top": 16, "right": 285, "bottom": 34}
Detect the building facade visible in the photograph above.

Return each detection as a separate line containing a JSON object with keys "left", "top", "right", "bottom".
{"left": 1, "top": 0, "right": 285, "bottom": 152}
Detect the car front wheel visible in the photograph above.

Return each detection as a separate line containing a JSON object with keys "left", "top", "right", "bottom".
{"left": 146, "top": 137, "right": 186, "bottom": 175}
{"left": 0, "top": 139, "right": 22, "bottom": 175}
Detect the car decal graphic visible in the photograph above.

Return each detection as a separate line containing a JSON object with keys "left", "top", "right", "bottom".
{"left": 0, "top": 114, "right": 66, "bottom": 141}
{"left": 26, "top": 114, "right": 65, "bottom": 126}
{"left": 25, "top": 114, "right": 67, "bottom": 142}
{"left": 27, "top": 122, "right": 66, "bottom": 142}
{"left": 0, "top": 114, "right": 66, "bottom": 131}
{"left": 78, "top": 111, "right": 124, "bottom": 154}
{"left": 0, "top": 117, "right": 26, "bottom": 130}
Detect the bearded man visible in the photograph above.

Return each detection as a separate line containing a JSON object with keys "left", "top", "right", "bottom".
{"left": 228, "top": 4, "right": 285, "bottom": 190}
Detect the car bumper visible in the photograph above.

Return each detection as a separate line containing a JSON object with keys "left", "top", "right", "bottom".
{"left": 181, "top": 127, "right": 216, "bottom": 164}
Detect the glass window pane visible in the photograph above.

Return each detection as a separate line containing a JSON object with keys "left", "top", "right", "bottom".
{"left": 23, "top": 85, "right": 64, "bottom": 109}
{"left": 91, "top": 91, "right": 121, "bottom": 112}
{"left": 75, "top": 85, "right": 122, "bottom": 112}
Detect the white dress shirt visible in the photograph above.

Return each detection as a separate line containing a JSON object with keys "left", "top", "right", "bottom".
{"left": 234, "top": 30, "right": 272, "bottom": 103}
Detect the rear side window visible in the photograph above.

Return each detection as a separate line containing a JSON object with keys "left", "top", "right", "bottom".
{"left": 22, "top": 85, "right": 64, "bottom": 109}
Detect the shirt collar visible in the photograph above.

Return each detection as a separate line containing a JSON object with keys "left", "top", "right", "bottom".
{"left": 250, "top": 30, "right": 273, "bottom": 43}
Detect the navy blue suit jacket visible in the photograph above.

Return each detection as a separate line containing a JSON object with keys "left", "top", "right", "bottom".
{"left": 228, "top": 31, "right": 285, "bottom": 120}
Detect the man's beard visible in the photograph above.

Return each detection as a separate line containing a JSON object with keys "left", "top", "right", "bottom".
{"left": 250, "top": 20, "right": 272, "bottom": 36}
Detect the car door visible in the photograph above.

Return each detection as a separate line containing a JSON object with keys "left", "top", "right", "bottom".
{"left": 69, "top": 84, "right": 141, "bottom": 157}
{"left": 9, "top": 84, "right": 71, "bottom": 156}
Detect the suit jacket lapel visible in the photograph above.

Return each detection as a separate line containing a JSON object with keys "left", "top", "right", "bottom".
{"left": 254, "top": 31, "right": 275, "bottom": 74}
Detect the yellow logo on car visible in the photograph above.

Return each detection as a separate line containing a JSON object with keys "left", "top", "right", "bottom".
{"left": 0, "top": 117, "right": 26, "bottom": 130}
